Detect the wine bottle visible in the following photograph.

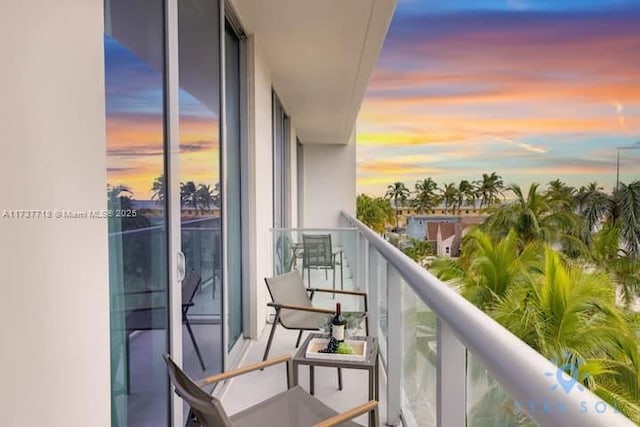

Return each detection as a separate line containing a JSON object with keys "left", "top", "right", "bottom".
{"left": 331, "top": 302, "right": 346, "bottom": 342}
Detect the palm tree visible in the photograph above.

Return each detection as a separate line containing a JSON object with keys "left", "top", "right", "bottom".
{"left": 180, "top": 181, "right": 198, "bottom": 213}
{"left": 575, "top": 182, "right": 602, "bottom": 212}
{"left": 614, "top": 181, "right": 640, "bottom": 259}
{"left": 107, "top": 184, "right": 135, "bottom": 211}
{"left": 576, "top": 180, "right": 639, "bottom": 257}
{"left": 403, "top": 238, "right": 434, "bottom": 264}
{"left": 431, "top": 229, "right": 540, "bottom": 310}
{"left": 484, "top": 183, "right": 579, "bottom": 246}
{"left": 590, "top": 223, "right": 640, "bottom": 307}
{"left": 196, "top": 184, "right": 214, "bottom": 213}
{"left": 357, "top": 194, "right": 393, "bottom": 234}
{"left": 578, "top": 182, "right": 613, "bottom": 239}
{"left": 545, "top": 179, "right": 575, "bottom": 211}
{"left": 106, "top": 184, "right": 149, "bottom": 230}
{"left": 385, "top": 182, "right": 410, "bottom": 230}
{"left": 441, "top": 182, "right": 457, "bottom": 214}
{"left": 212, "top": 182, "right": 221, "bottom": 208}
{"left": 433, "top": 233, "right": 640, "bottom": 423}
{"left": 490, "top": 249, "right": 640, "bottom": 423}
{"left": 477, "top": 172, "right": 504, "bottom": 209}
{"left": 412, "top": 178, "right": 440, "bottom": 214}
{"left": 457, "top": 179, "right": 475, "bottom": 213}
{"left": 150, "top": 174, "right": 165, "bottom": 204}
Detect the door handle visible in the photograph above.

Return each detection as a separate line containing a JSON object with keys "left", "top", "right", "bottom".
{"left": 177, "top": 251, "right": 186, "bottom": 281}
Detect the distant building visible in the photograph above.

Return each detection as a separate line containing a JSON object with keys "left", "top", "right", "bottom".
{"left": 427, "top": 222, "right": 458, "bottom": 257}
{"left": 406, "top": 215, "right": 459, "bottom": 257}
{"left": 406, "top": 214, "right": 485, "bottom": 257}
{"left": 406, "top": 215, "right": 457, "bottom": 239}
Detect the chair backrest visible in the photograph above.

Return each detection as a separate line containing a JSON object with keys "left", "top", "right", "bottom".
{"left": 302, "top": 234, "right": 332, "bottom": 267}
{"left": 163, "top": 354, "right": 233, "bottom": 427}
{"left": 265, "top": 270, "right": 312, "bottom": 308}
{"left": 182, "top": 270, "right": 202, "bottom": 306}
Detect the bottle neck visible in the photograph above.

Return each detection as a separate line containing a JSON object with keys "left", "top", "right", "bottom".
{"left": 335, "top": 303, "right": 341, "bottom": 316}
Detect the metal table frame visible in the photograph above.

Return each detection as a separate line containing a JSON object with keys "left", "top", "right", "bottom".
{"left": 292, "top": 333, "right": 379, "bottom": 426}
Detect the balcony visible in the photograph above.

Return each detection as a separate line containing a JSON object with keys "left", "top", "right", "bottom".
{"left": 216, "top": 214, "right": 635, "bottom": 426}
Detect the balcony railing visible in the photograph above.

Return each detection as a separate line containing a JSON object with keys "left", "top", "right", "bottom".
{"left": 337, "top": 211, "right": 635, "bottom": 427}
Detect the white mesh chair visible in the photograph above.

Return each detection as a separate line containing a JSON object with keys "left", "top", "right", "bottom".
{"left": 302, "top": 234, "right": 343, "bottom": 289}
{"left": 262, "top": 271, "right": 369, "bottom": 362}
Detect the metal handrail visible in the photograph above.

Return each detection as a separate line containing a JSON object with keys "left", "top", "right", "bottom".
{"left": 270, "top": 227, "right": 357, "bottom": 232}
{"left": 342, "top": 211, "right": 635, "bottom": 427}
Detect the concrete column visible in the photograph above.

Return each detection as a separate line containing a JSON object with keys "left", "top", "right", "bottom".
{"left": 0, "top": 1, "right": 110, "bottom": 425}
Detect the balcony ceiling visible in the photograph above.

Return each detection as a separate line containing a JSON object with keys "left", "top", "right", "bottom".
{"left": 232, "top": 0, "right": 396, "bottom": 144}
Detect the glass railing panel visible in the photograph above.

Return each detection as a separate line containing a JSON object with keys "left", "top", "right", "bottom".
{"left": 401, "top": 280, "right": 437, "bottom": 426}
{"left": 271, "top": 228, "right": 362, "bottom": 309}
{"left": 181, "top": 221, "right": 221, "bottom": 317}
{"left": 378, "top": 256, "right": 388, "bottom": 363}
{"left": 467, "top": 351, "right": 536, "bottom": 426}
{"left": 108, "top": 225, "right": 169, "bottom": 427}
{"left": 270, "top": 227, "right": 369, "bottom": 344}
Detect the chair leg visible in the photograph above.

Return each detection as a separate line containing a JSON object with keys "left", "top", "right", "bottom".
{"left": 185, "top": 319, "right": 206, "bottom": 370}
{"left": 371, "top": 406, "right": 380, "bottom": 427}
{"left": 337, "top": 367, "right": 343, "bottom": 390}
{"left": 262, "top": 311, "right": 280, "bottom": 364}
{"left": 295, "top": 330, "right": 304, "bottom": 348}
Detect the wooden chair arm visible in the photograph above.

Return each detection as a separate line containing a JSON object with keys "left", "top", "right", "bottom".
{"left": 267, "top": 302, "right": 334, "bottom": 314}
{"left": 197, "top": 354, "right": 291, "bottom": 386}
{"left": 313, "top": 400, "right": 378, "bottom": 427}
{"left": 308, "top": 288, "right": 367, "bottom": 297}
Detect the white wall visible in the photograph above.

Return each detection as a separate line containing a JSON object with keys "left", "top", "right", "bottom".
{"left": 0, "top": 1, "right": 110, "bottom": 425}
{"left": 237, "top": 3, "right": 359, "bottom": 338}
{"left": 303, "top": 132, "right": 357, "bottom": 228}
{"left": 246, "top": 37, "right": 274, "bottom": 338}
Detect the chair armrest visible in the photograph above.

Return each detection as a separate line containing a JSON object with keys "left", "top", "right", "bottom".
{"left": 267, "top": 302, "right": 334, "bottom": 314}
{"left": 313, "top": 401, "right": 378, "bottom": 427}
{"left": 308, "top": 288, "right": 367, "bottom": 297}
{"left": 198, "top": 354, "right": 291, "bottom": 386}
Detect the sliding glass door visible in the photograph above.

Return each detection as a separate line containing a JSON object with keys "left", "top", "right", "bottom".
{"left": 105, "top": 1, "right": 170, "bottom": 425}
{"left": 177, "top": 0, "right": 224, "bottom": 381}
{"left": 106, "top": 1, "right": 247, "bottom": 424}
{"left": 225, "top": 19, "right": 243, "bottom": 350}
{"left": 273, "top": 93, "right": 291, "bottom": 228}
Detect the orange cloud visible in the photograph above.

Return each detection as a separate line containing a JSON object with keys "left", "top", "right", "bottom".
{"left": 107, "top": 114, "right": 221, "bottom": 197}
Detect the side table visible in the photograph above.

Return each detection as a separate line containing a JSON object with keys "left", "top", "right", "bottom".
{"left": 292, "top": 333, "right": 379, "bottom": 426}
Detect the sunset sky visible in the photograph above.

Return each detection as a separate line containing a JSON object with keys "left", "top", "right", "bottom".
{"left": 105, "top": 36, "right": 219, "bottom": 199}
{"left": 357, "top": 0, "right": 640, "bottom": 196}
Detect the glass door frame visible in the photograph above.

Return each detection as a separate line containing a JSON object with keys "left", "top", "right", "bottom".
{"left": 164, "top": 1, "right": 183, "bottom": 425}
{"left": 164, "top": 1, "right": 249, "bottom": 425}
{"left": 220, "top": 0, "right": 250, "bottom": 370}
